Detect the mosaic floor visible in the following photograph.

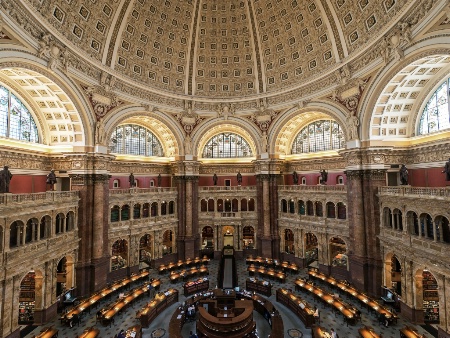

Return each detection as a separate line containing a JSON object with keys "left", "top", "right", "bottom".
{"left": 23, "top": 259, "right": 434, "bottom": 338}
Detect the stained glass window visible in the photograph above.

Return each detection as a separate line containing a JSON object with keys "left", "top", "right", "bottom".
{"left": 418, "top": 78, "right": 450, "bottom": 135}
{"left": 291, "top": 120, "right": 344, "bottom": 154}
{"left": 0, "top": 85, "right": 39, "bottom": 142}
{"left": 202, "top": 132, "right": 252, "bottom": 158}
{"left": 110, "top": 124, "right": 164, "bottom": 156}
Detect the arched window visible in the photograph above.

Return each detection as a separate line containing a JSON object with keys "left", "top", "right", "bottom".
{"left": 202, "top": 132, "right": 252, "bottom": 158}
{"left": 291, "top": 120, "right": 344, "bottom": 154}
{"left": 418, "top": 77, "right": 450, "bottom": 135}
{"left": 110, "top": 124, "right": 164, "bottom": 156}
{"left": 0, "top": 85, "right": 39, "bottom": 142}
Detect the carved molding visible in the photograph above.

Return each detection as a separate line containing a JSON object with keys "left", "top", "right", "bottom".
{"left": 69, "top": 173, "right": 110, "bottom": 185}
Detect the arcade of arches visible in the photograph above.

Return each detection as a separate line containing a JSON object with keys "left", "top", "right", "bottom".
{"left": 1, "top": 1, "right": 450, "bottom": 337}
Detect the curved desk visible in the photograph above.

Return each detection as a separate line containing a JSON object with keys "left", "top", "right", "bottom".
{"left": 78, "top": 327, "right": 100, "bottom": 338}
{"left": 197, "top": 299, "right": 255, "bottom": 338}
{"left": 308, "top": 269, "right": 398, "bottom": 323}
{"left": 167, "top": 289, "right": 284, "bottom": 338}
{"left": 359, "top": 326, "right": 381, "bottom": 338}
{"left": 295, "top": 278, "right": 357, "bottom": 325}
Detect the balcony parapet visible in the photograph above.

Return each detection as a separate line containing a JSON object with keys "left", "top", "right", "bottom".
{"left": 379, "top": 186, "right": 450, "bottom": 200}
{"left": 278, "top": 185, "right": 346, "bottom": 192}
{"left": 110, "top": 187, "right": 177, "bottom": 195}
{"left": 199, "top": 186, "right": 256, "bottom": 192}
{"left": 0, "top": 191, "right": 79, "bottom": 205}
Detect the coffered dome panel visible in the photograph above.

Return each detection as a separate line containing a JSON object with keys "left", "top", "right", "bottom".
{"left": 21, "top": 0, "right": 424, "bottom": 101}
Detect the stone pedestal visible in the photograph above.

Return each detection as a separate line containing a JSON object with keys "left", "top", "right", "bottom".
{"left": 260, "top": 238, "right": 273, "bottom": 258}
{"left": 438, "top": 327, "right": 450, "bottom": 338}
{"left": 33, "top": 302, "right": 57, "bottom": 325}
{"left": 400, "top": 301, "right": 424, "bottom": 324}
{"left": 4, "top": 329, "right": 19, "bottom": 338}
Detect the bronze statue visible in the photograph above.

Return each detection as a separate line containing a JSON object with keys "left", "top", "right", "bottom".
{"left": 237, "top": 171, "right": 242, "bottom": 185}
{"left": 213, "top": 173, "right": 218, "bottom": 186}
{"left": 129, "top": 173, "right": 135, "bottom": 188}
{"left": 320, "top": 169, "right": 328, "bottom": 184}
{"left": 399, "top": 164, "right": 409, "bottom": 185}
{"left": 293, "top": 171, "right": 299, "bottom": 185}
{"left": 0, "top": 165, "right": 12, "bottom": 193}
{"left": 46, "top": 169, "right": 57, "bottom": 190}
{"left": 443, "top": 158, "right": 450, "bottom": 181}
{"left": 157, "top": 173, "right": 162, "bottom": 187}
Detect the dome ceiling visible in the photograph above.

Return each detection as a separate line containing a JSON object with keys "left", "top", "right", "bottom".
{"left": 21, "top": 0, "right": 409, "bottom": 100}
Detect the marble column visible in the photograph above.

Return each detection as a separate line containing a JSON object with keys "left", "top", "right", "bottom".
{"left": 70, "top": 174, "right": 110, "bottom": 296}
{"left": 345, "top": 169, "right": 385, "bottom": 295}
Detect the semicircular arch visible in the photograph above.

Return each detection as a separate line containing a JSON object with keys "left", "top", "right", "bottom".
{"left": 103, "top": 105, "right": 183, "bottom": 158}
{"left": 271, "top": 102, "right": 348, "bottom": 157}
{"left": 0, "top": 56, "right": 93, "bottom": 147}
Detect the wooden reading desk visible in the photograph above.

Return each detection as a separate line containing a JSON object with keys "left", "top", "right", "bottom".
{"left": 308, "top": 269, "right": 398, "bottom": 323}
{"left": 35, "top": 327, "right": 58, "bottom": 338}
{"left": 295, "top": 278, "right": 358, "bottom": 325}
{"left": 100, "top": 282, "right": 150, "bottom": 326}
{"left": 78, "top": 327, "right": 100, "bottom": 338}
{"left": 61, "top": 271, "right": 151, "bottom": 325}
{"left": 400, "top": 326, "right": 428, "bottom": 338}
{"left": 358, "top": 326, "right": 381, "bottom": 338}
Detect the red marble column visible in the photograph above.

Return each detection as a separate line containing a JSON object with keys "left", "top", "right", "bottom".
{"left": 70, "top": 174, "right": 110, "bottom": 296}
{"left": 175, "top": 175, "right": 198, "bottom": 260}
{"left": 345, "top": 169, "right": 385, "bottom": 296}
{"left": 256, "top": 174, "right": 273, "bottom": 257}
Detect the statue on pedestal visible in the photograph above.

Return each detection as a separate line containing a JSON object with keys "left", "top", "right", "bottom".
{"left": 213, "top": 173, "right": 218, "bottom": 186}
{"left": 158, "top": 174, "right": 162, "bottom": 187}
{"left": 293, "top": 171, "right": 299, "bottom": 185}
{"left": 0, "top": 166, "right": 12, "bottom": 193}
{"left": 443, "top": 158, "right": 450, "bottom": 181}
{"left": 46, "top": 169, "right": 57, "bottom": 191}
{"left": 399, "top": 164, "right": 409, "bottom": 185}
{"left": 320, "top": 169, "right": 328, "bottom": 185}
{"left": 129, "top": 173, "right": 135, "bottom": 188}
{"left": 237, "top": 171, "right": 242, "bottom": 185}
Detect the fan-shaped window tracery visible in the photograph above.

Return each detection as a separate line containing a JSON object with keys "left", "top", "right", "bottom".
{"left": 202, "top": 132, "right": 252, "bottom": 158}
{"left": 110, "top": 124, "right": 164, "bottom": 156}
{"left": 418, "top": 78, "right": 450, "bottom": 135}
{"left": 0, "top": 85, "right": 39, "bottom": 143}
{"left": 291, "top": 120, "right": 344, "bottom": 154}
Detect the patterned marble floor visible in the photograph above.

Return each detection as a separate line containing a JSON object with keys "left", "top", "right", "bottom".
{"left": 23, "top": 258, "right": 434, "bottom": 338}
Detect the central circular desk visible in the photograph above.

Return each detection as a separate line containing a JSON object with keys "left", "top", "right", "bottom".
{"left": 168, "top": 289, "right": 283, "bottom": 338}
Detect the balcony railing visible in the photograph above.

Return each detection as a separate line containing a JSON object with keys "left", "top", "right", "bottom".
{"left": 110, "top": 187, "right": 177, "bottom": 195}
{"left": 0, "top": 191, "right": 79, "bottom": 205}
{"left": 278, "top": 185, "right": 347, "bottom": 192}
{"left": 379, "top": 186, "right": 450, "bottom": 198}
{"left": 199, "top": 186, "right": 256, "bottom": 191}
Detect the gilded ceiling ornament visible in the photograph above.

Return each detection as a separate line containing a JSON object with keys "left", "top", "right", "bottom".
{"left": 175, "top": 101, "right": 204, "bottom": 135}
{"left": 82, "top": 85, "right": 122, "bottom": 119}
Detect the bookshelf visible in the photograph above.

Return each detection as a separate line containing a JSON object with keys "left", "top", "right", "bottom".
{"left": 422, "top": 271, "right": 439, "bottom": 323}
{"left": 19, "top": 271, "right": 36, "bottom": 324}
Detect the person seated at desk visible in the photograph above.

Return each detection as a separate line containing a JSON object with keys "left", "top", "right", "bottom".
{"left": 116, "top": 329, "right": 126, "bottom": 338}
{"left": 69, "top": 313, "right": 80, "bottom": 328}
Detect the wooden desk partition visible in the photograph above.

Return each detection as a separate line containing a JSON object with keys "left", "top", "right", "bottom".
{"left": 184, "top": 278, "right": 209, "bottom": 296}
{"left": 136, "top": 289, "right": 179, "bottom": 328}
{"left": 125, "top": 325, "right": 142, "bottom": 338}
{"left": 246, "top": 278, "right": 272, "bottom": 297}
{"left": 276, "top": 288, "right": 315, "bottom": 328}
